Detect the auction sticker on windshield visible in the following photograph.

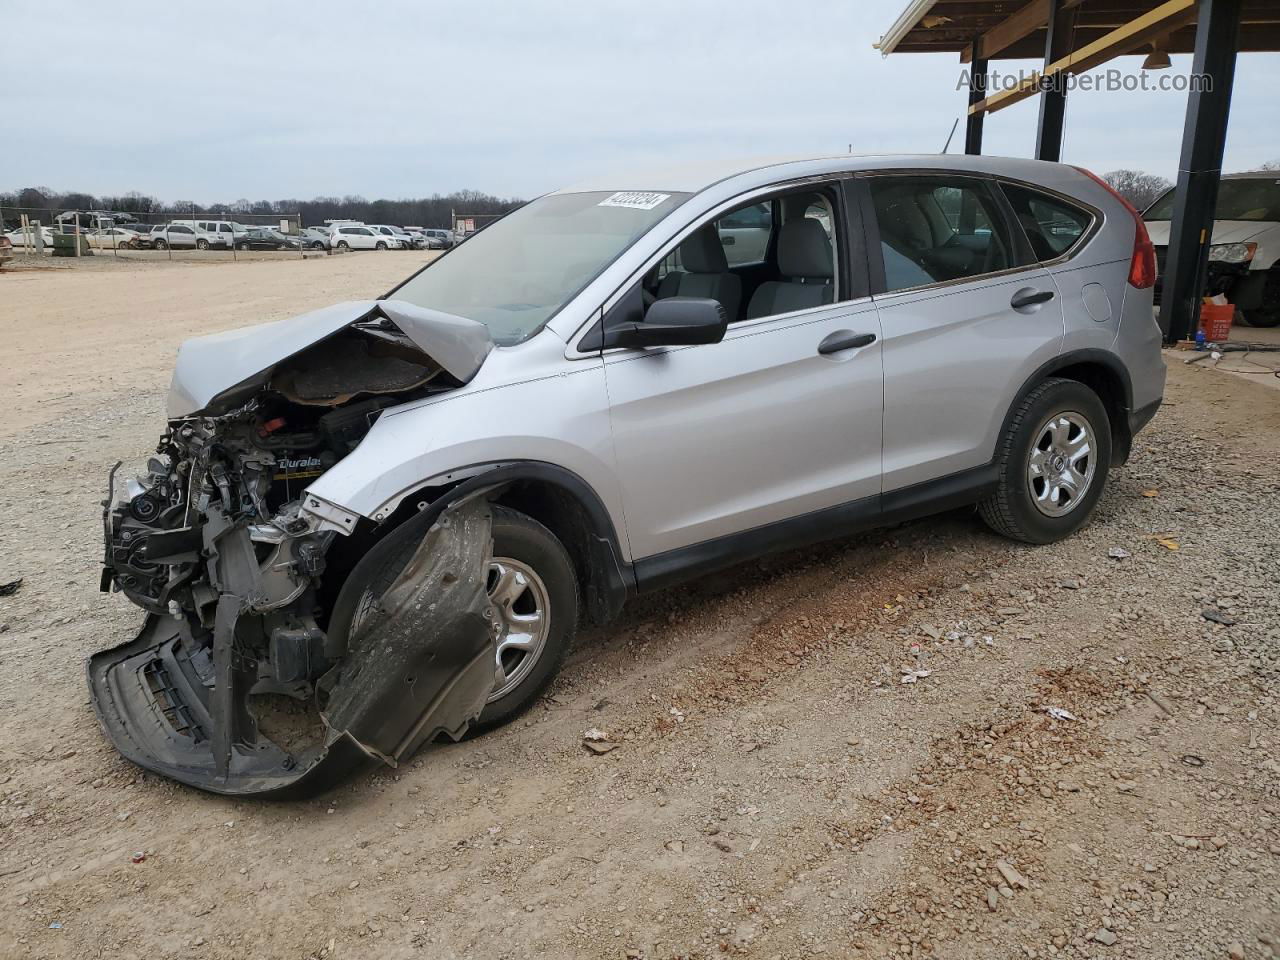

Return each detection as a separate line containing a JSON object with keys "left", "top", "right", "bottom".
{"left": 598, "top": 191, "right": 671, "bottom": 210}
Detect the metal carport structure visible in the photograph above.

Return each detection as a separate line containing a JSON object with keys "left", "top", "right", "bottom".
{"left": 875, "top": 0, "right": 1279, "bottom": 344}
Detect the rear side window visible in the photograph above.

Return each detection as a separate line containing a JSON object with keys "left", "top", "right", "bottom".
{"left": 1001, "top": 183, "right": 1093, "bottom": 260}
{"left": 869, "top": 176, "right": 1013, "bottom": 292}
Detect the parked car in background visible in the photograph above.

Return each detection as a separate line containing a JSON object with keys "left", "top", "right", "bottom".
{"left": 331, "top": 224, "right": 390, "bottom": 250}
{"left": 150, "top": 223, "right": 210, "bottom": 250}
{"left": 132, "top": 225, "right": 166, "bottom": 249}
{"left": 401, "top": 226, "right": 431, "bottom": 248}
{"left": 189, "top": 220, "right": 250, "bottom": 250}
{"left": 5, "top": 225, "right": 55, "bottom": 248}
{"left": 419, "top": 228, "right": 453, "bottom": 249}
{"left": 367, "top": 224, "right": 412, "bottom": 249}
{"left": 1145, "top": 171, "right": 1280, "bottom": 327}
{"left": 235, "top": 228, "right": 299, "bottom": 251}
{"left": 300, "top": 226, "right": 332, "bottom": 250}
{"left": 88, "top": 226, "right": 148, "bottom": 250}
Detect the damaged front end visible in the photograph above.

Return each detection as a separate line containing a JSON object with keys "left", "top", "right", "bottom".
{"left": 90, "top": 301, "right": 500, "bottom": 796}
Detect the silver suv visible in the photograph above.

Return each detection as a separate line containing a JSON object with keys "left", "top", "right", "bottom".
{"left": 92, "top": 154, "right": 1165, "bottom": 796}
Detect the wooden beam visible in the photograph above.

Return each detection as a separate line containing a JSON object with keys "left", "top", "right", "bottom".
{"left": 962, "top": 0, "right": 1049, "bottom": 63}
{"left": 968, "top": 0, "right": 1198, "bottom": 115}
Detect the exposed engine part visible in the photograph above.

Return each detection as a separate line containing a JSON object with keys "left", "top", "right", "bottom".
{"left": 89, "top": 494, "right": 499, "bottom": 796}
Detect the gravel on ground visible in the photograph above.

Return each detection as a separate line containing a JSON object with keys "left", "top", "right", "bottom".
{"left": 0, "top": 257, "right": 1277, "bottom": 960}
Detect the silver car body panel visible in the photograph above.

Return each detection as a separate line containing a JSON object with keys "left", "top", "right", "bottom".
{"left": 166, "top": 299, "right": 493, "bottom": 418}
{"left": 603, "top": 298, "right": 883, "bottom": 559}
{"left": 291, "top": 154, "right": 1164, "bottom": 563}
{"left": 874, "top": 266, "right": 1065, "bottom": 490}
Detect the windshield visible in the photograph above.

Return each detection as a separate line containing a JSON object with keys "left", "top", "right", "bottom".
{"left": 1145, "top": 177, "right": 1280, "bottom": 222}
{"left": 387, "top": 190, "right": 689, "bottom": 345}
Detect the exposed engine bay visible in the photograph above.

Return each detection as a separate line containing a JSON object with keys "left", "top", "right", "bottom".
{"left": 89, "top": 301, "right": 503, "bottom": 796}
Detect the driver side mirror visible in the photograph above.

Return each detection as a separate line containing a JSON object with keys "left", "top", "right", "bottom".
{"left": 604, "top": 297, "right": 728, "bottom": 350}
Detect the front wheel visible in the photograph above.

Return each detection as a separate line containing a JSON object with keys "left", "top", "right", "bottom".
{"left": 333, "top": 504, "right": 578, "bottom": 736}
{"left": 375, "top": 241, "right": 387, "bottom": 251}
{"left": 1244, "top": 269, "right": 1280, "bottom": 328}
{"left": 979, "top": 378, "right": 1112, "bottom": 544}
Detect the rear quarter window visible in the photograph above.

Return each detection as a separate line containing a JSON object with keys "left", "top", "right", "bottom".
{"left": 1000, "top": 183, "right": 1094, "bottom": 261}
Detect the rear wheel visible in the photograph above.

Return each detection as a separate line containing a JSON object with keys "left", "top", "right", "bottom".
{"left": 196, "top": 238, "right": 209, "bottom": 251}
{"left": 153, "top": 239, "right": 168, "bottom": 250}
{"left": 979, "top": 378, "right": 1112, "bottom": 544}
{"left": 336, "top": 240, "right": 349, "bottom": 250}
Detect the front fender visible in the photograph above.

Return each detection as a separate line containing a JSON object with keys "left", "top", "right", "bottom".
{"left": 304, "top": 357, "right": 629, "bottom": 553}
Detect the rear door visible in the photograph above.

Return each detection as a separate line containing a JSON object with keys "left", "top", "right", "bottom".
{"left": 860, "top": 172, "right": 1065, "bottom": 492}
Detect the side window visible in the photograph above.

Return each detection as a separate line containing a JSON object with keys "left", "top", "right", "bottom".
{"left": 716, "top": 201, "right": 772, "bottom": 266}
{"left": 869, "top": 176, "right": 1013, "bottom": 292}
{"left": 596, "top": 184, "right": 844, "bottom": 347}
{"left": 1000, "top": 183, "right": 1093, "bottom": 260}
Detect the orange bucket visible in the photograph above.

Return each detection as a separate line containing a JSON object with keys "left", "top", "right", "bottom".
{"left": 1199, "top": 302, "right": 1235, "bottom": 343}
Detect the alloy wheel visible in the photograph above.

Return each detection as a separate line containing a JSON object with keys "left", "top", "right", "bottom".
{"left": 1026, "top": 411, "right": 1096, "bottom": 517}
{"left": 484, "top": 557, "right": 551, "bottom": 702}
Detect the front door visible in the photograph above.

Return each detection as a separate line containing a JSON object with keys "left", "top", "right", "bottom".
{"left": 602, "top": 181, "right": 884, "bottom": 566}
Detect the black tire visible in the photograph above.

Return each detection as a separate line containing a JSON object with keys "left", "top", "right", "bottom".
{"left": 336, "top": 240, "right": 349, "bottom": 250}
{"left": 1244, "top": 269, "right": 1280, "bottom": 327}
{"left": 153, "top": 239, "right": 167, "bottom": 250}
{"left": 330, "top": 503, "right": 577, "bottom": 737}
{"left": 978, "top": 377, "right": 1112, "bottom": 545}
{"left": 375, "top": 241, "right": 387, "bottom": 251}
{"left": 196, "top": 238, "right": 209, "bottom": 251}
{"left": 311, "top": 241, "right": 323, "bottom": 250}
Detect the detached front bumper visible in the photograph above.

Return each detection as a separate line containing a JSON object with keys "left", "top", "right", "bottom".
{"left": 87, "top": 616, "right": 369, "bottom": 796}
{"left": 90, "top": 493, "right": 500, "bottom": 797}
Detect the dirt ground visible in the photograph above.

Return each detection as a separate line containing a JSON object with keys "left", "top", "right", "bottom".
{"left": 1, "top": 256, "right": 1277, "bottom": 960}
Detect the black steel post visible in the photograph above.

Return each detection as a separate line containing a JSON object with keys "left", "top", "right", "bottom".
{"left": 965, "top": 56, "right": 988, "bottom": 155}
{"left": 1035, "top": 0, "right": 1076, "bottom": 162}
{"left": 1162, "top": 0, "right": 1241, "bottom": 343}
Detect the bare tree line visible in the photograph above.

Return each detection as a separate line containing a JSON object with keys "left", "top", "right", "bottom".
{"left": 0, "top": 186, "right": 524, "bottom": 228}
{"left": 1103, "top": 160, "right": 1279, "bottom": 211}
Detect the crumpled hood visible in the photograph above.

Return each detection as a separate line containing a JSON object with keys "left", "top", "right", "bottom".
{"left": 167, "top": 299, "right": 493, "bottom": 418}
{"left": 1144, "top": 219, "right": 1272, "bottom": 247}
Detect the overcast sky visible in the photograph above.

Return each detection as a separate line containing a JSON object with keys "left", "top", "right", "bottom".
{"left": 5, "top": 0, "right": 1278, "bottom": 202}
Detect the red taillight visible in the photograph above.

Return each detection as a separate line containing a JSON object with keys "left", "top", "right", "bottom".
{"left": 1074, "top": 165, "right": 1157, "bottom": 289}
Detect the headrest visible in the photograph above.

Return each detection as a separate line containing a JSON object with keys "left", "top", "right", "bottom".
{"left": 778, "top": 218, "right": 833, "bottom": 279}
{"left": 679, "top": 225, "right": 729, "bottom": 274}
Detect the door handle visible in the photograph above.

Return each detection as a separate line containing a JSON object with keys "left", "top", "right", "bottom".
{"left": 817, "top": 331, "right": 876, "bottom": 355}
{"left": 1010, "top": 288, "right": 1055, "bottom": 309}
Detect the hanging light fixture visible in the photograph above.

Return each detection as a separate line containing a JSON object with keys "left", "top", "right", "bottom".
{"left": 1142, "top": 40, "right": 1172, "bottom": 70}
